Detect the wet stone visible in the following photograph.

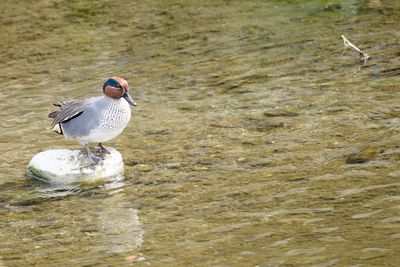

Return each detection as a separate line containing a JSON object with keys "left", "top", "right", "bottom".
{"left": 241, "top": 119, "right": 285, "bottom": 132}
{"left": 164, "top": 163, "right": 182, "bottom": 169}
{"left": 26, "top": 148, "right": 124, "bottom": 185}
{"left": 144, "top": 128, "right": 171, "bottom": 136}
{"left": 263, "top": 110, "right": 299, "bottom": 117}
{"left": 321, "top": 3, "right": 342, "bottom": 12}
{"left": 125, "top": 159, "right": 141, "bottom": 166}
{"left": 242, "top": 139, "right": 264, "bottom": 145}
{"left": 237, "top": 157, "right": 248, "bottom": 163}
{"left": 345, "top": 147, "right": 382, "bottom": 164}
{"left": 191, "top": 165, "right": 208, "bottom": 171}
{"left": 326, "top": 106, "right": 351, "bottom": 114}
{"left": 134, "top": 164, "right": 153, "bottom": 172}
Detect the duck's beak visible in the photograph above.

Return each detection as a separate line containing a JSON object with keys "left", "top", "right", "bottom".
{"left": 123, "top": 92, "right": 137, "bottom": 106}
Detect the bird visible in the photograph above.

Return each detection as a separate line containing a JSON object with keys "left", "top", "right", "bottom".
{"left": 49, "top": 76, "right": 136, "bottom": 163}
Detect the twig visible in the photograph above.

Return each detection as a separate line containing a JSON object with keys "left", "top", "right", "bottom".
{"left": 341, "top": 35, "right": 370, "bottom": 63}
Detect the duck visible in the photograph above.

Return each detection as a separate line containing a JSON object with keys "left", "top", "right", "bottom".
{"left": 49, "top": 76, "right": 136, "bottom": 163}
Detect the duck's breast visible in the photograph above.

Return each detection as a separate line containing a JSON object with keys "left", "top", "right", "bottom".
{"left": 62, "top": 97, "right": 131, "bottom": 144}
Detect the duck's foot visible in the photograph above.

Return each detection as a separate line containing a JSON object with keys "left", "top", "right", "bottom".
{"left": 88, "top": 144, "right": 110, "bottom": 157}
{"left": 88, "top": 152, "right": 103, "bottom": 165}
{"left": 84, "top": 146, "right": 108, "bottom": 165}
{"left": 98, "top": 143, "right": 110, "bottom": 155}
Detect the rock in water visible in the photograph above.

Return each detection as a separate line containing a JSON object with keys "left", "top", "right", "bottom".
{"left": 27, "top": 148, "right": 124, "bottom": 185}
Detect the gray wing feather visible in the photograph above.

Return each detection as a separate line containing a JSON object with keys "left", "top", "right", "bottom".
{"left": 49, "top": 100, "right": 85, "bottom": 128}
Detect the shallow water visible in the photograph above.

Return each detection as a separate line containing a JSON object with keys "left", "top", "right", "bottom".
{"left": 1, "top": 0, "right": 400, "bottom": 266}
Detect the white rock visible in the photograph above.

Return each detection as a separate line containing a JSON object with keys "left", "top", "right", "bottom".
{"left": 27, "top": 148, "right": 124, "bottom": 185}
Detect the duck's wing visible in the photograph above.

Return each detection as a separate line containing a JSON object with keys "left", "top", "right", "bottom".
{"left": 48, "top": 100, "right": 85, "bottom": 130}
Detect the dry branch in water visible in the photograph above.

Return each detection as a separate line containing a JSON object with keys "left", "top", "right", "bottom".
{"left": 341, "top": 35, "right": 370, "bottom": 63}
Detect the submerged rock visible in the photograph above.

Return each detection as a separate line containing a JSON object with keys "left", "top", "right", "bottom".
{"left": 134, "top": 164, "right": 153, "bottom": 172}
{"left": 27, "top": 148, "right": 124, "bottom": 185}
{"left": 345, "top": 147, "right": 382, "bottom": 164}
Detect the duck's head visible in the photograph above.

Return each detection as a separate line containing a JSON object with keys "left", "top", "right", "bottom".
{"left": 103, "top": 76, "right": 137, "bottom": 106}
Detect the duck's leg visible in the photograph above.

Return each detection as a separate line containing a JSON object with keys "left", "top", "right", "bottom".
{"left": 98, "top": 143, "right": 110, "bottom": 155}
{"left": 85, "top": 146, "right": 103, "bottom": 165}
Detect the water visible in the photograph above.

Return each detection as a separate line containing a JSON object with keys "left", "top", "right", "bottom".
{"left": 1, "top": 0, "right": 400, "bottom": 266}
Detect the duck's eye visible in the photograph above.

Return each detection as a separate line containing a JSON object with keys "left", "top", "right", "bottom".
{"left": 112, "top": 81, "right": 123, "bottom": 90}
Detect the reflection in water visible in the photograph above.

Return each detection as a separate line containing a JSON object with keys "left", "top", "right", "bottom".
{"left": 35, "top": 174, "right": 126, "bottom": 197}
{"left": 1, "top": 186, "right": 144, "bottom": 266}
{"left": 95, "top": 198, "right": 143, "bottom": 255}
{"left": 37, "top": 179, "right": 145, "bottom": 257}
